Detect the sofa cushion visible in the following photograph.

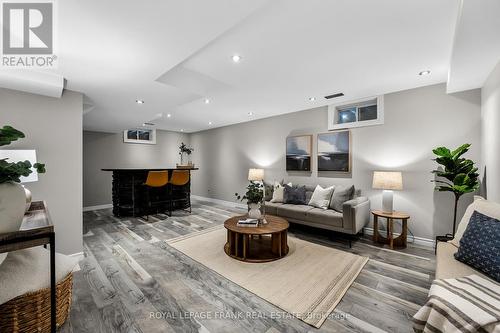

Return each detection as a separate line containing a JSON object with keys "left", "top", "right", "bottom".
{"left": 329, "top": 185, "right": 355, "bottom": 212}
{"left": 264, "top": 201, "right": 283, "bottom": 216}
{"left": 306, "top": 208, "right": 343, "bottom": 227}
{"left": 263, "top": 181, "right": 274, "bottom": 201}
{"left": 283, "top": 184, "right": 307, "bottom": 204}
{"left": 277, "top": 204, "right": 313, "bottom": 221}
{"left": 451, "top": 196, "right": 500, "bottom": 247}
{"left": 308, "top": 185, "right": 335, "bottom": 209}
{"left": 436, "top": 242, "right": 491, "bottom": 281}
{"left": 270, "top": 181, "right": 292, "bottom": 203}
{"left": 454, "top": 211, "right": 500, "bottom": 282}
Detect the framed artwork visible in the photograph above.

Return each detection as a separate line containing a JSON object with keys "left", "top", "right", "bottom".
{"left": 123, "top": 129, "right": 156, "bottom": 145}
{"left": 317, "top": 130, "right": 351, "bottom": 172}
{"left": 286, "top": 135, "right": 312, "bottom": 171}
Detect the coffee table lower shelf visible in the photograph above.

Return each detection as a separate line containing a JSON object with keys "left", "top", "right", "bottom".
{"left": 224, "top": 231, "right": 289, "bottom": 263}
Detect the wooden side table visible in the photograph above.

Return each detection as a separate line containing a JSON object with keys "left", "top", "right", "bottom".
{"left": 372, "top": 210, "right": 410, "bottom": 249}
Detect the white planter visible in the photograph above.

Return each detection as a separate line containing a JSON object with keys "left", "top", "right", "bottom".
{"left": 248, "top": 202, "right": 262, "bottom": 219}
{"left": 0, "top": 182, "right": 27, "bottom": 234}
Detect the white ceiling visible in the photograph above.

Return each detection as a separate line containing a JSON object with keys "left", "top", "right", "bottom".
{"left": 5, "top": 0, "right": 497, "bottom": 133}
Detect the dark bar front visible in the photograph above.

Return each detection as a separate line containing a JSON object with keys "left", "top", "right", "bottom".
{"left": 102, "top": 168, "right": 198, "bottom": 217}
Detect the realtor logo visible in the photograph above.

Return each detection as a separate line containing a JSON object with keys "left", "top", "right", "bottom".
{"left": 1, "top": 1, "right": 56, "bottom": 67}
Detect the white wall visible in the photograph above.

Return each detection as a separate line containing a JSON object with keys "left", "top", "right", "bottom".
{"left": 481, "top": 60, "right": 500, "bottom": 202}
{"left": 190, "top": 84, "right": 481, "bottom": 240}
{"left": 0, "top": 88, "right": 83, "bottom": 255}
{"left": 83, "top": 130, "right": 190, "bottom": 207}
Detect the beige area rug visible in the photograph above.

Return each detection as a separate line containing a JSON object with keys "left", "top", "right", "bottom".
{"left": 167, "top": 225, "right": 368, "bottom": 328}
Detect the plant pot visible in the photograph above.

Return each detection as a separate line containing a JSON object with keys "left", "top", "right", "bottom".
{"left": 0, "top": 182, "right": 27, "bottom": 234}
{"left": 248, "top": 202, "right": 262, "bottom": 219}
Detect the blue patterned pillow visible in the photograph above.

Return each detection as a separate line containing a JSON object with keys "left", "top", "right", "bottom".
{"left": 454, "top": 211, "right": 500, "bottom": 282}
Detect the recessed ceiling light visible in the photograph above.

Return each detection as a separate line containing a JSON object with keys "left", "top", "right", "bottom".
{"left": 248, "top": 112, "right": 254, "bottom": 116}
{"left": 180, "top": 129, "right": 184, "bottom": 132}
{"left": 309, "top": 97, "right": 316, "bottom": 101}
{"left": 232, "top": 54, "right": 242, "bottom": 63}
{"left": 208, "top": 121, "right": 213, "bottom": 125}
{"left": 419, "top": 70, "right": 431, "bottom": 76}
{"left": 136, "top": 99, "right": 144, "bottom": 104}
{"left": 166, "top": 113, "right": 171, "bottom": 118}
{"left": 204, "top": 98, "right": 210, "bottom": 104}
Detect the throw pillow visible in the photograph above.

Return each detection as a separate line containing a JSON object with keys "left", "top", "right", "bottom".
{"left": 283, "top": 184, "right": 307, "bottom": 204}
{"left": 454, "top": 211, "right": 500, "bottom": 282}
{"left": 329, "top": 185, "right": 355, "bottom": 212}
{"left": 263, "top": 181, "right": 274, "bottom": 202}
{"left": 451, "top": 196, "right": 500, "bottom": 247}
{"left": 308, "top": 185, "right": 335, "bottom": 209}
{"left": 270, "top": 181, "right": 292, "bottom": 203}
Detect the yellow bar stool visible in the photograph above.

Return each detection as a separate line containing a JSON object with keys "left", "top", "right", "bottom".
{"left": 144, "top": 170, "right": 169, "bottom": 219}
{"left": 168, "top": 170, "right": 191, "bottom": 216}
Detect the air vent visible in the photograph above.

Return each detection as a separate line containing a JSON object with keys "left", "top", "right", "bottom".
{"left": 143, "top": 122, "right": 155, "bottom": 126}
{"left": 324, "top": 93, "right": 344, "bottom": 99}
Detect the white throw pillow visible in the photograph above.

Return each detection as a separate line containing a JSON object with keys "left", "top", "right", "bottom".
{"left": 270, "top": 181, "right": 292, "bottom": 203}
{"left": 0, "top": 246, "right": 79, "bottom": 304}
{"left": 308, "top": 185, "right": 335, "bottom": 209}
{"left": 451, "top": 196, "right": 500, "bottom": 247}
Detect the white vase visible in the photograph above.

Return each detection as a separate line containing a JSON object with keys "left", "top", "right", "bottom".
{"left": 248, "top": 202, "right": 262, "bottom": 219}
{"left": 0, "top": 182, "right": 27, "bottom": 234}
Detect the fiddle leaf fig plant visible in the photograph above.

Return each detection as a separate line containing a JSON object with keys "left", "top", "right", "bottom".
{"left": 0, "top": 125, "right": 46, "bottom": 184}
{"left": 235, "top": 181, "right": 264, "bottom": 205}
{"left": 431, "top": 143, "right": 479, "bottom": 236}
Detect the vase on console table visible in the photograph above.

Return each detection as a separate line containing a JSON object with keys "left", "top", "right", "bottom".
{"left": 248, "top": 202, "right": 262, "bottom": 220}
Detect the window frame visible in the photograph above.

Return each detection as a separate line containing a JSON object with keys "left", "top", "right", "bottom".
{"left": 328, "top": 95, "right": 384, "bottom": 130}
{"left": 123, "top": 129, "right": 157, "bottom": 145}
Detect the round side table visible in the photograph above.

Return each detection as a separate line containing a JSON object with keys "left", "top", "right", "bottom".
{"left": 371, "top": 210, "right": 410, "bottom": 249}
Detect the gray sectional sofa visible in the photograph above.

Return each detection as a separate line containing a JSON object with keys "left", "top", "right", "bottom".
{"left": 264, "top": 185, "right": 370, "bottom": 236}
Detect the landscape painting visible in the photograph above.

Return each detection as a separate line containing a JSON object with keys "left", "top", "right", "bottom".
{"left": 286, "top": 135, "right": 312, "bottom": 171}
{"left": 317, "top": 130, "right": 351, "bottom": 172}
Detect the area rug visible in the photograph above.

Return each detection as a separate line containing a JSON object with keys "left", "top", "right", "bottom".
{"left": 166, "top": 225, "right": 368, "bottom": 328}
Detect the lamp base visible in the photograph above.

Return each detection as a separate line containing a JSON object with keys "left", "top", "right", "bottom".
{"left": 382, "top": 190, "right": 394, "bottom": 213}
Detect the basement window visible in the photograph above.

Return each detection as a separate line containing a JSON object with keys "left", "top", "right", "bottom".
{"left": 328, "top": 96, "right": 384, "bottom": 130}
{"left": 123, "top": 129, "right": 157, "bottom": 145}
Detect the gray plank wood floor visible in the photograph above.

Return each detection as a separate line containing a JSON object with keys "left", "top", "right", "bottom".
{"left": 61, "top": 199, "right": 435, "bottom": 333}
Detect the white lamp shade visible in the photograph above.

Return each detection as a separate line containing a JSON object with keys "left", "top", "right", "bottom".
{"left": 248, "top": 168, "right": 264, "bottom": 181}
{"left": 372, "top": 171, "right": 403, "bottom": 191}
{"left": 0, "top": 150, "right": 39, "bottom": 183}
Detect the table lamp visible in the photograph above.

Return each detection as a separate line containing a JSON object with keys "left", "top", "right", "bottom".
{"left": 248, "top": 168, "right": 266, "bottom": 223}
{"left": 372, "top": 171, "right": 403, "bottom": 213}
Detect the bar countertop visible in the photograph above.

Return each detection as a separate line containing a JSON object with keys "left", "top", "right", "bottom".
{"left": 102, "top": 167, "right": 199, "bottom": 171}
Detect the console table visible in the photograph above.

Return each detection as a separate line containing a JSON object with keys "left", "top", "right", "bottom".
{"left": 102, "top": 168, "right": 198, "bottom": 217}
{"left": 0, "top": 201, "right": 56, "bottom": 333}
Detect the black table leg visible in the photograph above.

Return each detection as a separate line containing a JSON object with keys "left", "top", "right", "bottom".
{"left": 50, "top": 232, "right": 56, "bottom": 333}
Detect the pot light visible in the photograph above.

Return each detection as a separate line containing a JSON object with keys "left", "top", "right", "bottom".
{"left": 204, "top": 98, "right": 210, "bottom": 104}
{"left": 232, "top": 54, "right": 242, "bottom": 63}
{"left": 309, "top": 97, "right": 316, "bottom": 101}
{"left": 180, "top": 129, "right": 184, "bottom": 132}
{"left": 208, "top": 121, "right": 213, "bottom": 125}
{"left": 167, "top": 113, "right": 171, "bottom": 118}
{"left": 419, "top": 70, "right": 431, "bottom": 76}
{"left": 136, "top": 99, "right": 144, "bottom": 104}
{"left": 248, "top": 112, "right": 254, "bottom": 116}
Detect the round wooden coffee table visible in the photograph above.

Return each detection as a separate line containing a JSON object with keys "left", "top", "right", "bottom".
{"left": 224, "top": 215, "right": 289, "bottom": 263}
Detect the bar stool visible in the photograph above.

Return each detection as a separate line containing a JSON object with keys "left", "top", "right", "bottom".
{"left": 168, "top": 170, "right": 191, "bottom": 216}
{"left": 144, "top": 170, "right": 169, "bottom": 219}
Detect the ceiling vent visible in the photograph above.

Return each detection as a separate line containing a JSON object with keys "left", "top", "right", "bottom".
{"left": 324, "top": 92, "right": 344, "bottom": 99}
{"left": 143, "top": 122, "right": 155, "bottom": 126}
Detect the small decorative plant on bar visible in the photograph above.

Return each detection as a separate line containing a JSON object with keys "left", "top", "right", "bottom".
{"left": 178, "top": 142, "right": 194, "bottom": 165}
{"left": 235, "top": 181, "right": 264, "bottom": 219}
{"left": 431, "top": 143, "right": 479, "bottom": 236}
{"left": 0, "top": 125, "right": 46, "bottom": 234}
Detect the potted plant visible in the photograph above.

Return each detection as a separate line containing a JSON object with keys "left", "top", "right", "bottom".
{"left": 431, "top": 143, "right": 479, "bottom": 237}
{"left": 178, "top": 142, "right": 194, "bottom": 166}
{"left": 0, "top": 125, "right": 45, "bottom": 234}
{"left": 235, "top": 181, "right": 264, "bottom": 219}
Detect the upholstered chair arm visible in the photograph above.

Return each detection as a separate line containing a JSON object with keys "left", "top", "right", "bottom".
{"left": 342, "top": 196, "right": 370, "bottom": 234}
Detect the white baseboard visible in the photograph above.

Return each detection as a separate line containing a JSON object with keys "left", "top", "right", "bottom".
{"left": 191, "top": 195, "right": 247, "bottom": 209}
{"left": 83, "top": 204, "right": 112, "bottom": 212}
{"left": 68, "top": 251, "right": 84, "bottom": 261}
{"left": 363, "top": 227, "right": 435, "bottom": 248}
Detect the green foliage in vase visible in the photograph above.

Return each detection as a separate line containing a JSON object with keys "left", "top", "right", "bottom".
{"left": 178, "top": 142, "right": 194, "bottom": 155}
{"left": 431, "top": 143, "right": 479, "bottom": 235}
{"left": 235, "top": 181, "right": 263, "bottom": 204}
{"left": 0, "top": 125, "right": 46, "bottom": 184}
